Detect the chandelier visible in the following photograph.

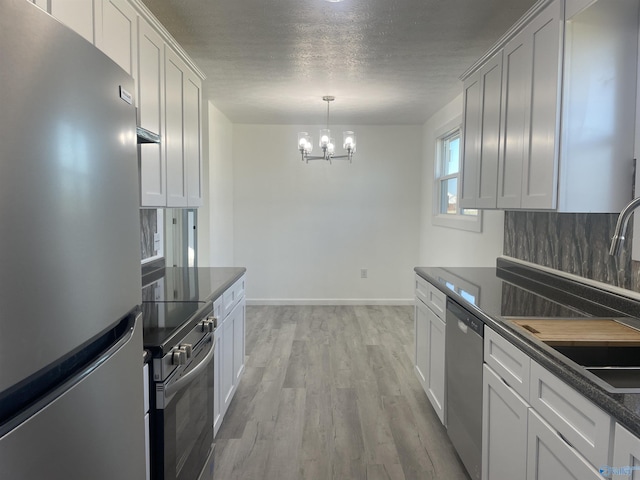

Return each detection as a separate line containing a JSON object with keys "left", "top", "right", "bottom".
{"left": 298, "top": 96, "right": 356, "bottom": 163}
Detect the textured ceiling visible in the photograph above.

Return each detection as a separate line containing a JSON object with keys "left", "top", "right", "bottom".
{"left": 143, "top": 0, "right": 537, "bottom": 125}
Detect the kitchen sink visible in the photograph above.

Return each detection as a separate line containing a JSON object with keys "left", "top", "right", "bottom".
{"left": 584, "top": 367, "right": 640, "bottom": 390}
{"left": 550, "top": 345, "right": 640, "bottom": 392}
{"left": 551, "top": 345, "right": 640, "bottom": 367}
{"left": 507, "top": 316, "right": 640, "bottom": 392}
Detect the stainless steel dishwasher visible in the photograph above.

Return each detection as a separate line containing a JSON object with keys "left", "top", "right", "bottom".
{"left": 445, "top": 299, "right": 484, "bottom": 480}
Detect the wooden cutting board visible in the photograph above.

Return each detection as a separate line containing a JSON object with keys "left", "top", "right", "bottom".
{"left": 508, "top": 318, "right": 640, "bottom": 346}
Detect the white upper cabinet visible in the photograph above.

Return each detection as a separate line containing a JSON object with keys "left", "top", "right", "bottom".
{"left": 165, "top": 49, "right": 189, "bottom": 208}
{"left": 138, "top": 18, "right": 166, "bottom": 206}
{"left": 95, "top": 0, "right": 138, "bottom": 78}
{"left": 461, "top": 0, "right": 638, "bottom": 212}
{"left": 44, "top": 0, "right": 205, "bottom": 208}
{"left": 164, "top": 49, "right": 203, "bottom": 208}
{"left": 184, "top": 70, "right": 203, "bottom": 208}
{"left": 460, "top": 51, "right": 503, "bottom": 209}
{"left": 48, "top": 0, "right": 96, "bottom": 43}
{"left": 498, "top": 0, "right": 562, "bottom": 210}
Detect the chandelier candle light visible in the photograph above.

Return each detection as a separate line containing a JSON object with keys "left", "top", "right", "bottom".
{"left": 298, "top": 96, "right": 356, "bottom": 163}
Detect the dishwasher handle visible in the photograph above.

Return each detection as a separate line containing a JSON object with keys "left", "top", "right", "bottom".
{"left": 447, "top": 299, "right": 484, "bottom": 337}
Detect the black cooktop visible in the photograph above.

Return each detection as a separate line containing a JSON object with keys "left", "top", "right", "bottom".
{"left": 141, "top": 301, "right": 206, "bottom": 354}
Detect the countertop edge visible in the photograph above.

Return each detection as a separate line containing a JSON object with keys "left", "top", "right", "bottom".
{"left": 204, "top": 267, "right": 246, "bottom": 303}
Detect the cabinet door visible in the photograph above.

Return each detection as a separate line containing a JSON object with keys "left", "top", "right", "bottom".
{"left": 96, "top": 0, "right": 138, "bottom": 78}
{"left": 213, "top": 329, "right": 222, "bottom": 437}
{"left": 414, "top": 300, "right": 430, "bottom": 391}
{"left": 165, "top": 49, "right": 188, "bottom": 207}
{"left": 426, "top": 310, "right": 446, "bottom": 424}
{"left": 530, "top": 361, "right": 612, "bottom": 468}
{"left": 138, "top": 19, "right": 166, "bottom": 206}
{"left": 521, "top": 0, "right": 562, "bottom": 210}
{"left": 460, "top": 73, "right": 482, "bottom": 208}
{"left": 476, "top": 52, "right": 503, "bottom": 208}
{"left": 221, "top": 315, "right": 235, "bottom": 415}
{"left": 484, "top": 327, "right": 530, "bottom": 401}
{"left": 482, "top": 364, "right": 528, "bottom": 480}
{"left": 184, "top": 71, "right": 203, "bottom": 207}
{"left": 50, "top": 0, "right": 95, "bottom": 43}
{"left": 613, "top": 423, "right": 640, "bottom": 479}
{"left": 497, "top": 28, "right": 531, "bottom": 209}
{"left": 461, "top": 51, "right": 503, "bottom": 209}
{"left": 233, "top": 300, "right": 246, "bottom": 383}
{"left": 527, "top": 409, "right": 606, "bottom": 480}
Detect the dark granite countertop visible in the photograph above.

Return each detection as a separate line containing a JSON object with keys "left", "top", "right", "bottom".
{"left": 142, "top": 266, "right": 246, "bottom": 303}
{"left": 141, "top": 266, "right": 246, "bottom": 355}
{"left": 415, "top": 257, "right": 640, "bottom": 438}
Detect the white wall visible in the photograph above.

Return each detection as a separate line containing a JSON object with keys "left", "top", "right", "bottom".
{"left": 199, "top": 101, "right": 235, "bottom": 266}
{"left": 419, "top": 94, "right": 504, "bottom": 266}
{"left": 232, "top": 124, "right": 423, "bottom": 304}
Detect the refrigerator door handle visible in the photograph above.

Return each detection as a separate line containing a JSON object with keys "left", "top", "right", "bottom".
{"left": 0, "top": 313, "right": 138, "bottom": 437}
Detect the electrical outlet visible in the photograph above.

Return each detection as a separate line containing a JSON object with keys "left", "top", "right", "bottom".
{"left": 361, "top": 269, "right": 368, "bottom": 279}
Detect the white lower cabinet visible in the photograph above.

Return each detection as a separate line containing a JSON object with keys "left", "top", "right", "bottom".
{"left": 482, "top": 364, "right": 528, "bottom": 480}
{"left": 220, "top": 309, "right": 235, "bottom": 413}
{"left": 527, "top": 409, "right": 606, "bottom": 480}
{"left": 425, "top": 308, "right": 445, "bottom": 423}
{"left": 414, "top": 294, "right": 446, "bottom": 424}
{"left": 232, "top": 300, "right": 246, "bottom": 383}
{"left": 414, "top": 300, "right": 430, "bottom": 391}
{"left": 613, "top": 423, "right": 640, "bottom": 479}
{"left": 482, "top": 327, "right": 613, "bottom": 480}
{"left": 213, "top": 274, "right": 246, "bottom": 438}
{"left": 213, "top": 327, "right": 223, "bottom": 437}
{"left": 529, "top": 361, "right": 612, "bottom": 468}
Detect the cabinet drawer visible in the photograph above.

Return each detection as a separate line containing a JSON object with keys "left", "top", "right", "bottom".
{"left": 415, "top": 274, "right": 430, "bottom": 305}
{"left": 415, "top": 275, "right": 446, "bottom": 319}
{"left": 484, "top": 327, "right": 530, "bottom": 401}
{"left": 530, "top": 361, "right": 613, "bottom": 468}
{"left": 223, "top": 275, "right": 246, "bottom": 315}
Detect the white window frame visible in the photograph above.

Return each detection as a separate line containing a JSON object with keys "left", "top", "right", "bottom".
{"left": 431, "top": 116, "right": 482, "bottom": 233}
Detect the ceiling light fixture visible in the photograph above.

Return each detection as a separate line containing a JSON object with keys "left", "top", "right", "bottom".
{"left": 298, "top": 96, "right": 356, "bottom": 164}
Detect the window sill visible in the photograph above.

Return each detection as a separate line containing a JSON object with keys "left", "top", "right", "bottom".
{"left": 431, "top": 212, "right": 483, "bottom": 233}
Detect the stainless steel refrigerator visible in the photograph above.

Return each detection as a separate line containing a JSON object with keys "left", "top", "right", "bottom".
{"left": 0, "top": 1, "right": 145, "bottom": 478}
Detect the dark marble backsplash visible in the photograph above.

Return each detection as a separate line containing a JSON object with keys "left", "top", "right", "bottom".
{"left": 504, "top": 212, "right": 640, "bottom": 292}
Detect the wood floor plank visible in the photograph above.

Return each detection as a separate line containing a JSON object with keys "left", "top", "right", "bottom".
{"left": 263, "top": 388, "right": 306, "bottom": 480}
{"left": 213, "top": 305, "right": 470, "bottom": 480}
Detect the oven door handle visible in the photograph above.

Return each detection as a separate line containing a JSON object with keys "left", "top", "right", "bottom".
{"left": 165, "top": 336, "right": 215, "bottom": 399}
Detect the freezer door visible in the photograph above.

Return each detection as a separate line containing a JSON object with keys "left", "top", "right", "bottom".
{"left": 0, "top": 0, "right": 142, "bottom": 394}
{"left": 0, "top": 314, "right": 146, "bottom": 479}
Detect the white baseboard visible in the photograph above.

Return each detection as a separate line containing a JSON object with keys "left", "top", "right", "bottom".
{"left": 246, "top": 298, "right": 414, "bottom": 306}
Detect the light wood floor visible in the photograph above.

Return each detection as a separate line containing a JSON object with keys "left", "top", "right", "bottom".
{"left": 213, "top": 305, "right": 469, "bottom": 480}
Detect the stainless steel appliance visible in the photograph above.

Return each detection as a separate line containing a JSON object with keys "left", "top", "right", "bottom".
{"left": 0, "top": 1, "right": 145, "bottom": 478}
{"left": 143, "top": 300, "right": 216, "bottom": 480}
{"left": 445, "top": 299, "right": 484, "bottom": 480}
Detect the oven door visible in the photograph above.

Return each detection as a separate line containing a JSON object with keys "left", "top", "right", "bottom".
{"left": 153, "top": 334, "right": 215, "bottom": 480}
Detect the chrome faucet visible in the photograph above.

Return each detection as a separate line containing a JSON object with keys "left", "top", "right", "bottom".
{"left": 610, "top": 196, "right": 640, "bottom": 256}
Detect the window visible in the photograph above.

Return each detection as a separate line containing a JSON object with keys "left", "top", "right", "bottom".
{"left": 432, "top": 118, "right": 482, "bottom": 232}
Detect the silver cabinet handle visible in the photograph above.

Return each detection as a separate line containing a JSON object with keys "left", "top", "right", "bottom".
{"left": 458, "top": 320, "right": 468, "bottom": 334}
